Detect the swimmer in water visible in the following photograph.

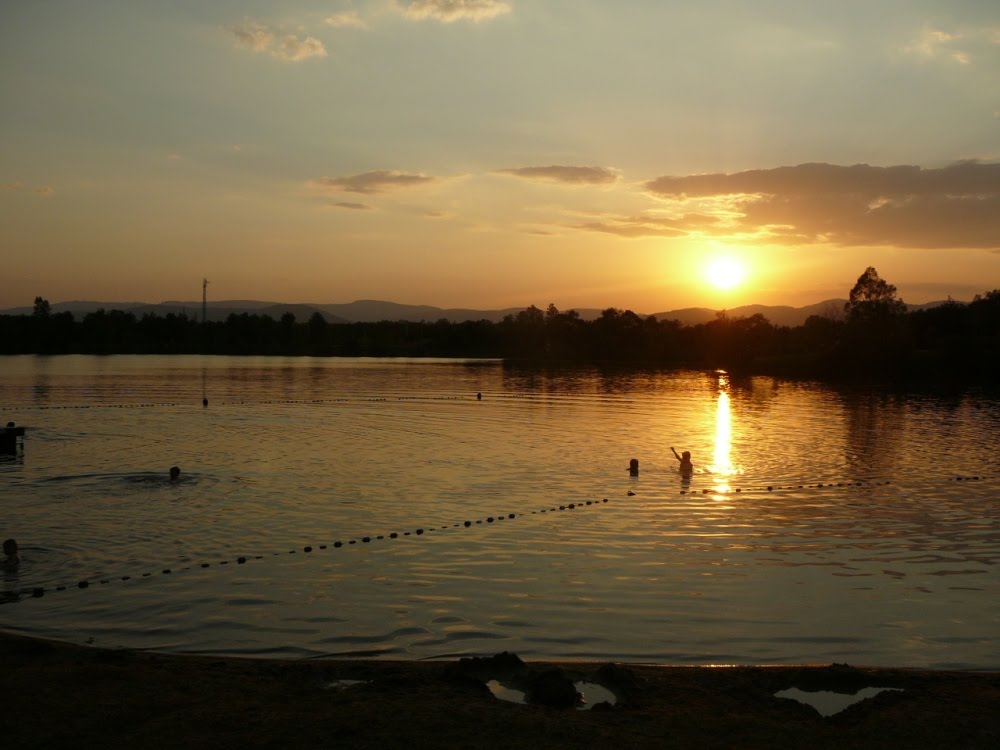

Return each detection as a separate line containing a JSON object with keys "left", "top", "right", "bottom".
{"left": 2, "top": 538, "right": 19, "bottom": 569}
{"left": 628, "top": 458, "right": 639, "bottom": 477}
{"left": 671, "top": 447, "right": 693, "bottom": 477}
{"left": 169, "top": 466, "right": 181, "bottom": 481}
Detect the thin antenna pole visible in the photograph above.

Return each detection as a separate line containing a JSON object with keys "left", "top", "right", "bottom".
{"left": 202, "top": 278, "right": 210, "bottom": 323}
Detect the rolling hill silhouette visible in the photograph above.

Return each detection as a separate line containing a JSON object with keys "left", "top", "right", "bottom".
{"left": 0, "top": 298, "right": 952, "bottom": 327}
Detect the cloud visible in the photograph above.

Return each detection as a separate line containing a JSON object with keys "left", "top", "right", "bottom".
{"left": 2, "top": 182, "right": 55, "bottom": 197}
{"left": 645, "top": 161, "right": 1000, "bottom": 198}
{"left": 496, "top": 165, "right": 621, "bottom": 185}
{"left": 308, "top": 170, "right": 436, "bottom": 194}
{"left": 901, "top": 26, "right": 1000, "bottom": 65}
{"left": 227, "top": 21, "right": 327, "bottom": 62}
{"left": 331, "top": 201, "right": 373, "bottom": 210}
{"left": 576, "top": 212, "right": 726, "bottom": 238}
{"left": 904, "top": 29, "right": 960, "bottom": 59}
{"left": 641, "top": 161, "right": 1000, "bottom": 249}
{"left": 229, "top": 21, "right": 274, "bottom": 53}
{"left": 325, "top": 12, "right": 368, "bottom": 29}
{"left": 400, "top": 0, "right": 511, "bottom": 24}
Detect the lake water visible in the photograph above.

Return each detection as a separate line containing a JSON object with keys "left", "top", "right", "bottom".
{"left": 1, "top": 355, "right": 997, "bottom": 668}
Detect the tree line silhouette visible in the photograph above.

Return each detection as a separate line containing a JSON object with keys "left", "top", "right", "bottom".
{"left": 3, "top": 269, "right": 998, "bottom": 383}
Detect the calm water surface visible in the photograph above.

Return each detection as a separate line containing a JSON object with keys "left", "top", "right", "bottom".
{"left": 1, "top": 355, "right": 997, "bottom": 668}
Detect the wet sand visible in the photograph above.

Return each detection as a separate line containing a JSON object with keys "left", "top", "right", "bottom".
{"left": 4, "top": 631, "right": 998, "bottom": 749}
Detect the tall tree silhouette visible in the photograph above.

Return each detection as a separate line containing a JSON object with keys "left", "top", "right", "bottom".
{"left": 845, "top": 266, "right": 906, "bottom": 324}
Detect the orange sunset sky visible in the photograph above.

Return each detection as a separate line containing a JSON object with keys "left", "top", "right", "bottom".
{"left": 2, "top": 1, "right": 998, "bottom": 313}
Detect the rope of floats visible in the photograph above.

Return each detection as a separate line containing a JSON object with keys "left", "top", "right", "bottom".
{"left": 2, "top": 393, "right": 559, "bottom": 411}
{"left": 680, "top": 475, "right": 983, "bottom": 494}
{"left": 0, "top": 497, "right": 611, "bottom": 605}
{"left": 7, "top": 396, "right": 469, "bottom": 410}
{"left": 0, "top": 474, "right": 987, "bottom": 607}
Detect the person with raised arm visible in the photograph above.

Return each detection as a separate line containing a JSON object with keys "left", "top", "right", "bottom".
{"left": 671, "top": 447, "right": 693, "bottom": 477}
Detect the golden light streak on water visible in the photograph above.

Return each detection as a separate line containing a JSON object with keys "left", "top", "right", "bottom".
{"left": 712, "top": 372, "right": 734, "bottom": 493}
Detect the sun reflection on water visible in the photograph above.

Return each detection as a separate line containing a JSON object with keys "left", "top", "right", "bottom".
{"left": 711, "top": 372, "right": 736, "bottom": 492}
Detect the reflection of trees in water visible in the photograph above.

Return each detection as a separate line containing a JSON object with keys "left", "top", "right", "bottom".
{"left": 702, "top": 371, "right": 779, "bottom": 412}
{"left": 500, "top": 363, "right": 669, "bottom": 397}
{"left": 31, "top": 357, "right": 52, "bottom": 406}
{"left": 840, "top": 390, "right": 908, "bottom": 480}
{"left": 839, "top": 389, "right": 996, "bottom": 481}
{"left": 501, "top": 364, "right": 590, "bottom": 396}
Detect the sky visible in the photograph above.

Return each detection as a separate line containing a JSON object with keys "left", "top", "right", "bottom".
{"left": 1, "top": 0, "right": 999, "bottom": 313}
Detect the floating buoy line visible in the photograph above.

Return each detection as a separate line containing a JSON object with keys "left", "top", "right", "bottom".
{"left": 10, "top": 395, "right": 473, "bottom": 411}
{"left": 6, "top": 392, "right": 578, "bottom": 412}
{"left": 679, "top": 475, "right": 983, "bottom": 494}
{"left": 5, "top": 391, "right": 626, "bottom": 412}
{"left": 0, "top": 474, "right": 987, "bottom": 607}
{"left": 0, "top": 498, "right": 611, "bottom": 605}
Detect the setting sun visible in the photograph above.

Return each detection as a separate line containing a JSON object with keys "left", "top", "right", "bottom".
{"left": 706, "top": 258, "right": 746, "bottom": 291}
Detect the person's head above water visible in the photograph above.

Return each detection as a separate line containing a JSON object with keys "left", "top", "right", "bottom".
{"left": 682, "top": 451, "right": 691, "bottom": 461}
{"left": 3, "top": 538, "right": 18, "bottom": 562}
{"left": 629, "top": 458, "right": 639, "bottom": 476}
{"left": 169, "top": 466, "right": 181, "bottom": 480}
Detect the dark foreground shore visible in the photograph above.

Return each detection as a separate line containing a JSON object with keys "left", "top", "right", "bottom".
{"left": 4, "top": 632, "right": 998, "bottom": 750}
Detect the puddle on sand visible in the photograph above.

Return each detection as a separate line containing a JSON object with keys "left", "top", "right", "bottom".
{"left": 576, "top": 682, "right": 617, "bottom": 709}
{"left": 775, "top": 687, "right": 904, "bottom": 717}
{"left": 487, "top": 680, "right": 527, "bottom": 704}
{"left": 486, "top": 680, "right": 617, "bottom": 710}
{"left": 325, "top": 679, "right": 368, "bottom": 690}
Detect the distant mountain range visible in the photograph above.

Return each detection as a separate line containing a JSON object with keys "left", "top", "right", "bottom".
{"left": 0, "top": 298, "right": 951, "bottom": 328}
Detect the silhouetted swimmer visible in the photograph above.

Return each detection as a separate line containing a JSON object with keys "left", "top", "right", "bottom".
{"left": 628, "top": 458, "right": 639, "bottom": 477}
{"left": 671, "top": 447, "right": 693, "bottom": 477}
{"left": 1, "top": 422, "right": 20, "bottom": 454}
{"left": 476, "top": 392, "right": 482, "bottom": 401}
{"left": 2, "top": 539, "right": 19, "bottom": 569}
{"left": 202, "top": 398, "right": 208, "bottom": 407}
{"left": 169, "top": 466, "right": 181, "bottom": 481}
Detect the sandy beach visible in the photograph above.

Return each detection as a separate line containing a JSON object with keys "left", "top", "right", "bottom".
{"left": 4, "top": 631, "right": 998, "bottom": 749}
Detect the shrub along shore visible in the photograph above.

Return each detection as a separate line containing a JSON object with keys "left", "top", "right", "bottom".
{"left": 4, "top": 285, "right": 998, "bottom": 384}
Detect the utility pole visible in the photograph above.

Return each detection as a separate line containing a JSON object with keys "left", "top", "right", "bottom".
{"left": 202, "top": 278, "right": 210, "bottom": 324}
